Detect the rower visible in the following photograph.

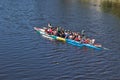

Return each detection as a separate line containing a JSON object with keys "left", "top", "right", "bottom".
{"left": 90, "top": 39, "right": 95, "bottom": 45}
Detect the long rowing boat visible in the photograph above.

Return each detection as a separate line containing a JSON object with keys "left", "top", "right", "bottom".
{"left": 34, "top": 27, "right": 102, "bottom": 50}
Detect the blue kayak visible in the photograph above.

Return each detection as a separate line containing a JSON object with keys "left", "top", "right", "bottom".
{"left": 66, "top": 39, "right": 102, "bottom": 50}
{"left": 66, "top": 39, "right": 84, "bottom": 48}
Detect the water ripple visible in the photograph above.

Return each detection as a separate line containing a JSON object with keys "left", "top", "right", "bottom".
{"left": 0, "top": 0, "right": 120, "bottom": 80}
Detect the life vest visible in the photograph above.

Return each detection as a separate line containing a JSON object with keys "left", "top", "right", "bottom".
{"left": 75, "top": 37, "right": 79, "bottom": 41}
{"left": 49, "top": 28, "right": 53, "bottom": 33}
{"left": 47, "top": 28, "right": 52, "bottom": 32}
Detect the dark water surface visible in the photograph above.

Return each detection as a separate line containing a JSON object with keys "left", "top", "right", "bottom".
{"left": 0, "top": 0, "right": 120, "bottom": 80}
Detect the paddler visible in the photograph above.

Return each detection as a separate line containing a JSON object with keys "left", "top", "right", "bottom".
{"left": 90, "top": 39, "right": 95, "bottom": 44}
{"left": 46, "top": 23, "right": 53, "bottom": 35}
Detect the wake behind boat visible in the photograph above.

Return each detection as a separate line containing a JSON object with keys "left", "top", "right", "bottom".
{"left": 34, "top": 24, "right": 103, "bottom": 50}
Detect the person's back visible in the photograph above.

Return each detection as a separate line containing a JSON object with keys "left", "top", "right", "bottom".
{"left": 65, "top": 32, "right": 69, "bottom": 39}
{"left": 90, "top": 39, "right": 95, "bottom": 44}
{"left": 61, "top": 32, "right": 65, "bottom": 38}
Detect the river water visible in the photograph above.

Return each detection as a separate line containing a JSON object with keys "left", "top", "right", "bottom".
{"left": 0, "top": 0, "right": 120, "bottom": 80}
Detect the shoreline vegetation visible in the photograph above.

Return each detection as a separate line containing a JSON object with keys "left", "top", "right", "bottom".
{"left": 80, "top": 0, "right": 120, "bottom": 18}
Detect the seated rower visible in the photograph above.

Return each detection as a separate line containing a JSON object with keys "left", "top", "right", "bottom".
{"left": 90, "top": 39, "right": 95, "bottom": 45}
{"left": 74, "top": 36, "right": 79, "bottom": 41}
{"left": 65, "top": 31, "right": 70, "bottom": 39}
{"left": 84, "top": 38, "right": 91, "bottom": 44}
{"left": 75, "top": 35, "right": 81, "bottom": 41}
{"left": 46, "top": 27, "right": 53, "bottom": 35}
{"left": 91, "top": 39, "right": 102, "bottom": 47}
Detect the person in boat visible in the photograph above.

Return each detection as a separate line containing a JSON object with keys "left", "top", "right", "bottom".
{"left": 56, "top": 27, "right": 65, "bottom": 37}
{"left": 47, "top": 27, "right": 53, "bottom": 35}
{"left": 84, "top": 38, "right": 91, "bottom": 44}
{"left": 90, "top": 39, "right": 95, "bottom": 45}
{"left": 47, "top": 24, "right": 59, "bottom": 35}
{"left": 48, "top": 23, "right": 52, "bottom": 28}
{"left": 53, "top": 28, "right": 57, "bottom": 35}
{"left": 61, "top": 31, "right": 65, "bottom": 38}
{"left": 81, "top": 30, "right": 86, "bottom": 39}
{"left": 75, "top": 33, "right": 81, "bottom": 41}
{"left": 79, "top": 30, "right": 86, "bottom": 43}
{"left": 54, "top": 27, "right": 60, "bottom": 36}
{"left": 68, "top": 31, "right": 73, "bottom": 39}
{"left": 46, "top": 23, "right": 54, "bottom": 35}
{"left": 65, "top": 30, "right": 70, "bottom": 39}
{"left": 74, "top": 35, "right": 79, "bottom": 41}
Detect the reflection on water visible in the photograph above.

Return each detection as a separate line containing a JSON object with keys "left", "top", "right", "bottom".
{"left": 79, "top": 0, "right": 120, "bottom": 18}
{"left": 101, "top": 1, "right": 120, "bottom": 18}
